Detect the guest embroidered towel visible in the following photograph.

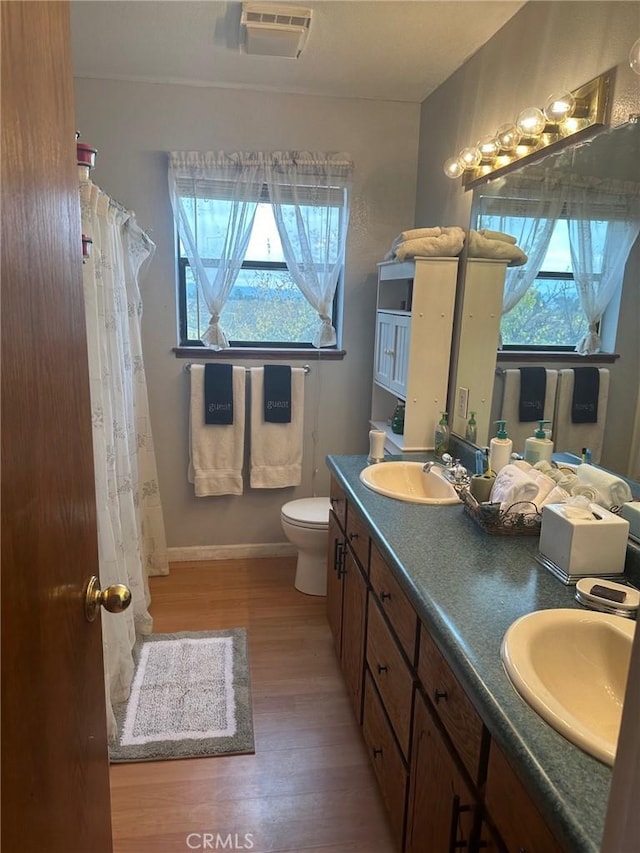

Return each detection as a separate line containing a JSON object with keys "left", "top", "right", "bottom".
{"left": 518, "top": 367, "right": 547, "bottom": 422}
{"left": 250, "top": 367, "right": 304, "bottom": 488}
{"left": 572, "top": 367, "right": 599, "bottom": 423}
{"left": 204, "top": 363, "right": 234, "bottom": 424}
{"left": 188, "top": 365, "right": 245, "bottom": 496}
{"left": 263, "top": 365, "right": 291, "bottom": 423}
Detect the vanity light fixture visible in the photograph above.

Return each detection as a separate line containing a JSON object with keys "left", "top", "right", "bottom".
{"left": 630, "top": 37, "right": 640, "bottom": 75}
{"left": 443, "top": 70, "right": 614, "bottom": 189}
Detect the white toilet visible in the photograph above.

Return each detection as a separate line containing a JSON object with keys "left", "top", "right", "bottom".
{"left": 281, "top": 497, "right": 331, "bottom": 596}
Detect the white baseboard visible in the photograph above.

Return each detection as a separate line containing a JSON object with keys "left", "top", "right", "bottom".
{"left": 168, "top": 542, "right": 297, "bottom": 563}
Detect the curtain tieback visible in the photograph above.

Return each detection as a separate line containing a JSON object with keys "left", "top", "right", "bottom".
{"left": 588, "top": 321, "right": 598, "bottom": 332}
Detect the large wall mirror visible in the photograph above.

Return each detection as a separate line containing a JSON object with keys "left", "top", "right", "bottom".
{"left": 449, "top": 120, "right": 640, "bottom": 478}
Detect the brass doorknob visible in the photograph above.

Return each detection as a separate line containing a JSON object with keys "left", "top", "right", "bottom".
{"left": 84, "top": 575, "right": 132, "bottom": 622}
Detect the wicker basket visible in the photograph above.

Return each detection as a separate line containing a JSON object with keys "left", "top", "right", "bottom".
{"left": 459, "top": 487, "right": 542, "bottom": 536}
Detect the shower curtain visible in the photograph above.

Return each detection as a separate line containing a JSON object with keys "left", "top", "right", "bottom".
{"left": 80, "top": 176, "right": 169, "bottom": 741}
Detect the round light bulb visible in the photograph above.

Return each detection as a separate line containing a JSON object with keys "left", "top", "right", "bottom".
{"left": 630, "top": 37, "right": 640, "bottom": 75}
{"left": 516, "top": 107, "right": 547, "bottom": 138}
{"left": 544, "top": 91, "right": 577, "bottom": 123}
{"left": 457, "top": 146, "right": 482, "bottom": 169}
{"left": 477, "top": 135, "right": 499, "bottom": 160}
{"left": 495, "top": 123, "right": 521, "bottom": 152}
{"left": 443, "top": 157, "right": 464, "bottom": 179}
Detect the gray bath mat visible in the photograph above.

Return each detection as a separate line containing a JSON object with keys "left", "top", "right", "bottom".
{"left": 109, "top": 628, "right": 254, "bottom": 763}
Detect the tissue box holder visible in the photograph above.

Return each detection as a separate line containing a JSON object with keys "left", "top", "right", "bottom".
{"left": 538, "top": 502, "right": 629, "bottom": 584}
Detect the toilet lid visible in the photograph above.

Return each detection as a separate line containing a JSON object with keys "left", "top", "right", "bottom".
{"left": 281, "top": 497, "right": 330, "bottom": 529}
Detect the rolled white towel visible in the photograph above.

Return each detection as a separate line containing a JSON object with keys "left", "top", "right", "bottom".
{"left": 478, "top": 228, "right": 517, "bottom": 245}
{"left": 576, "top": 463, "right": 633, "bottom": 509}
{"left": 391, "top": 226, "right": 441, "bottom": 249}
{"left": 571, "top": 483, "right": 601, "bottom": 503}
{"left": 530, "top": 471, "right": 557, "bottom": 506}
{"left": 490, "top": 463, "right": 539, "bottom": 511}
{"left": 394, "top": 228, "right": 465, "bottom": 261}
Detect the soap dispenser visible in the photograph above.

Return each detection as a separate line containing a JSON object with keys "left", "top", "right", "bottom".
{"left": 391, "top": 399, "right": 405, "bottom": 435}
{"left": 489, "top": 420, "right": 512, "bottom": 474}
{"left": 465, "top": 411, "right": 477, "bottom": 444}
{"left": 434, "top": 412, "right": 450, "bottom": 458}
{"left": 524, "top": 420, "right": 554, "bottom": 465}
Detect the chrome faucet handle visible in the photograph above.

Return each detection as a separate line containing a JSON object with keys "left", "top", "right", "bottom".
{"left": 441, "top": 453, "right": 454, "bottom": 467}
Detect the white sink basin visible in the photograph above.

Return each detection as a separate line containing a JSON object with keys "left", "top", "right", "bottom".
{"left": 501, "top": 608, "right": 635, "bottom": 765}
{"left": 359, "top": 461, "right": 460, "bottom": 505}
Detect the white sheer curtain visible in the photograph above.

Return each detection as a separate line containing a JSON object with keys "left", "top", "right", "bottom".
{"left": 566, "top": 182, "right": 640, "bottom": 354}
{"left": 168, "top": 152, "right": 264, "bottom": 348}
{"left": 265, "top": 152, "right": 353, "bottom": 347}
{"left": 80, "top": 175, "right": 169, "bottom": 741}
{"left": 476, "top": 180, "right": 566, "bottom": 341}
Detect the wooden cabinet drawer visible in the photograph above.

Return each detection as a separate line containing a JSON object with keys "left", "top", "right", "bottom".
{"left": 417, "top": 625, "right": 485, "bottom": 783}
{"left": 369, "top": 543, "right": 418, "bottom": 663}
{"left": 486, "top": 741, "right": 564, "bottom": 853}
{"left": 362, "top": 671, "right": 407, "bottom": 848}
{"left": 346, "top": 506, "right": 370, "bottom": 572}
{"left": 366, "top": 596, "right": 414, "bottom": 758}
{"left": 329, "top": 477, "right": 347, "bottom": 531}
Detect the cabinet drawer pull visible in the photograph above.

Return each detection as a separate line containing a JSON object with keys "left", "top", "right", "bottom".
{"left": 380, "top": 591, "right": 391, "bottom": 602}
{"left": 434, "top": 688, "right": 448, "bottom": 704}
{"left": 377, "top": 664, "right": 388, "bottom": 675}
{"left": 372, "top": 747, "right": 383, "bottom": 759}
{"left": 349, "top": 531, "right": 359, "bottom": 540}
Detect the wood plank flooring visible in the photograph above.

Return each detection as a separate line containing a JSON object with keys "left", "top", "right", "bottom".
{"left": 109, "top": 558, "right": 396, "bottom": 853}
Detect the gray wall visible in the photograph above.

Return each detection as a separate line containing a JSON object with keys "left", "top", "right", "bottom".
{"left": 416, "top": 1, "right": 640, "bottom": 476}
{"left": 74, "top": 78, "right": 420, "bottom": 548}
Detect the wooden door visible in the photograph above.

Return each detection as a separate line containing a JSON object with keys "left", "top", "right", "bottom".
{"left": 405, "top": 690, "right": 477, "bottom": 853}
{"left": 1, "top": 3, "right": 113, "bottom": 851}
{"left": 341, "top": 548, "right": 367, "bottom": 723}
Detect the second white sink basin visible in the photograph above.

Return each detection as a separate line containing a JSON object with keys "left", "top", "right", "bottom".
{"left": 359, "top": 461, "right": 461, "bottom": 505}
{"left": 501, "top": 608, "right": 635, "bottom": 765}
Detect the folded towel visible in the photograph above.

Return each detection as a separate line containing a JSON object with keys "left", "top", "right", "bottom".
{"left": 393, "top": 227, "right": 465, "bottom": 261}
{"left": 467, "top": 230, "right": 528, "bottom": 266}
{"left": 571, "top": 367, "right": 599, "bottom": 423}
{"left": 553, "top": 368, "right": 609, "bottom": 464}
{"left": 250, "top": 367, "right": 304, "bottom": 488}
{"left": 576, "top": 463, "right": 633, "bottom": 509}
{"left": 478, "top": 229, "right": 517, "bottom": 245}
{"left": 188, "top": 365, "right": 245, "bottom": 496}
{"left": 519, "top": 367, "right": 547, "bottom": 423}
{"left": 263, "top": 365, "right": 292, "bottom": 423}
{"left": 539, "top": 485, "right": 570, "bottom": 507}
{"left": 489, "top": 463, "right": 540, "bottom": 510}
{"left": 529, "top": 471, "right": 558, "bottom": 506}
{"left": 204, "top": 363, "right": 234, "bottom": 424}
{"left": 391, "top": 226, "right": 442, "bottom": 249}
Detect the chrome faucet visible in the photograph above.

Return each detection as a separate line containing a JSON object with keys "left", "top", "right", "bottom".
{"left": 422, "top": 461, "right": 436, "bottom": 474}
{"left": 441, "top": 454, "right": 470, "bottom": 486}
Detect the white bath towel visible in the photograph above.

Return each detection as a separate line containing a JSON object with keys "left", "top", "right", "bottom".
{"left": 553, "top": 368, "right": 609, "bottom": 464}
{"left": 529, "top": 471, "right": 558, "bottom": 506}
{"left": 188, "top": 365, "right": 245, "bottom": 496}
{"left": 250, "top": 367, "right": 304, "bottom": 488}
{"left": 576, "top": 463, "right": 633, "bottom": 510}
{"left": 498, "top": 368, "right": 558, "bottom": 454}
{"left": 393, "top": 226, "right": 465, "bottom": 261}
{"left": 539, "top": 485, "right": 570, "bottom": 507}
{"left": 489, "top": 463, "right": 540, "bottom": 511}
{"left": 391, "top": 226, "right": 442, "bottom": 249}
{"left": 467, "top": 230, "right": 527, "bottom": 266}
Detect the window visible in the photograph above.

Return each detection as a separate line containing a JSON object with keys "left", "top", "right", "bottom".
{"left": 499, "top": 219, "right": 589, "bottom": 349}
{"left": 178, "top": 204, "right": 331, "bottom": 347}
{"left": 169, "top": 151, "right": 353, "bottom": 350}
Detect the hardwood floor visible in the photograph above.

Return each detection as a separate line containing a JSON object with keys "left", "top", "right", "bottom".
{"left": 109, "top": 558, "right": 396, "bottom": 853}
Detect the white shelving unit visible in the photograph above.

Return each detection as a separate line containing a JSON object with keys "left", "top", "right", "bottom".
{"left": 370, "top": 257, "right": 459, "bottom": 453}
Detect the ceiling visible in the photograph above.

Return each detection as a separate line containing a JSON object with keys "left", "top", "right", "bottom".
{"left": 70, "top": 1, "right": 525, "bottom": 104}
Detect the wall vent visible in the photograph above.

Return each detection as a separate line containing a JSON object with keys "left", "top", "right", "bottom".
{"left": 240, "top": 3, "right": 313, "bottom": 58}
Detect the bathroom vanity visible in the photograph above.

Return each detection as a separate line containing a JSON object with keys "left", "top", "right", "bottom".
{"left": 325, "top": 453, "right": 633, "bottom": 852}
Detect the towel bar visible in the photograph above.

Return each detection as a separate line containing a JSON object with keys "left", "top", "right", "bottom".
{"left": 184, "top": 363, "right": 311, "bottom": 374}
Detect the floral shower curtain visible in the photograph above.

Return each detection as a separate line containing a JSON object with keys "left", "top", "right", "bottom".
{"left": 80, "top": 176, "right": 169, "bottom": 741}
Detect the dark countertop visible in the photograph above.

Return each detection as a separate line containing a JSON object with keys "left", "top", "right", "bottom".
{"left": 326, "top": 453, "right": 638, "bottom": 853}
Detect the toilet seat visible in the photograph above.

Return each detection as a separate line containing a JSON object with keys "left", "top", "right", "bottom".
{"left": 281, "top": 497, "right": 330, "bottom": 529}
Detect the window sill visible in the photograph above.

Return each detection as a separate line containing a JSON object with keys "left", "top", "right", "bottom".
{"left": 173, "top": 346, "right": 346, "bottom": 361}
{"left": 497, "top": 350, "right": 619, "bottom": 364}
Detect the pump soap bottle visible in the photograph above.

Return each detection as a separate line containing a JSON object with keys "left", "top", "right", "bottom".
{"left": 524, "top": 420, "right": 554, "bottom": 465}
{"left": 489, "top": 420, "right": 512, "bottom": 474}
{"left": 465, "top": 411, "right": 477, "bottom": 444}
